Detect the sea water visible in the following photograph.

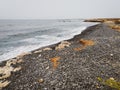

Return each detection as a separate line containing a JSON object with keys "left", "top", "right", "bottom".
{"left": 0, "top": 19, "right": 97, "bottom": 62}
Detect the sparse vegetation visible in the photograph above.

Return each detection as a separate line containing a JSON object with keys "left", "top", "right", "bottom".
{"left": 98, "top": 77, "right": 120, "bottom": 90}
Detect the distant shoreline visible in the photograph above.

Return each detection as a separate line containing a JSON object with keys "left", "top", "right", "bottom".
{"left": 85, "top": 18, "right": 120, "bottom": 31}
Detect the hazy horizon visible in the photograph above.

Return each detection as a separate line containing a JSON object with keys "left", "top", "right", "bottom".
{"left": 0, "top": 0, "right": 120, "bottom": 19}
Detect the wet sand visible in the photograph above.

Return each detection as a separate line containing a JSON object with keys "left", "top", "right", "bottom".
{"left": 0, "top": 23, "right": 120, "bottom": 90}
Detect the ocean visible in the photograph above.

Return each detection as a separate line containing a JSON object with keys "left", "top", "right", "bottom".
{"left": 0, "top": 19, "right": 97, "bottom": 62}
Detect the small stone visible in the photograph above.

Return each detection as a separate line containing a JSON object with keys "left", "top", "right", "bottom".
{"left": 13, "top": 66, "right": 22, "bottom": 72}
{"left": 96, "top": 85, "right": 100, "bottom": 88}
{"left": 46, "top": 66, "right": 49, "bottom": 70}
{"left": 38, "top": 54, "right": 41, "bottom": 57}
{"left": 38, "top": 78, "right": 44, "bottom": 83}
{"left": 72, "top": 83, "right": 78, "bottom": 87}
{"left": 43, "top": 48, "right": 52, "bottom": 51}
{"left": 34, "top": 50, "right": 42, "bottom": 54}
{"left": 44, "top": 88, "right": 48, "bottom": 90}
{"left": 17, "top": 59, "right": 23, "bottom": 63}
{"left": 110, "top": 77, "right": 114, "bottom": 80}
{"left": 110, "top": 54, "right": 113, "bottom": 56}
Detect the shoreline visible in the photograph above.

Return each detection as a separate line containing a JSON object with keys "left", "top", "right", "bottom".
{"left": 0, "top": 22, "right": 97, "bottom": 63}
{"left": 0, "top": 23, "right": 120, "bottom": 90}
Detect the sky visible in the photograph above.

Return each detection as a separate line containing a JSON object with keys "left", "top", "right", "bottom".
{"left": 0, "top": 0, "right": 120, "bottom": 19}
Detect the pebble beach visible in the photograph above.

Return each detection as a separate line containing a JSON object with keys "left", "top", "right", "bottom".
{"left": 0, "top": 20, "right": 120, "bottom": 90}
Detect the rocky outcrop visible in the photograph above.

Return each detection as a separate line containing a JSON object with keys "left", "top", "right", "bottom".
{"left": 55, "top": 41, "right": 71, "bottom": 50}
{"left": 0, "top": 59, "right": 23, "bottom": 89}
{"left": 85, "top": 18, "right": 120, "bottom": 32}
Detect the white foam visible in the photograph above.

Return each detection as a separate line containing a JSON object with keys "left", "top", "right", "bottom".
{"left": 0, "top": 45, "right": 42, "bottom": 61}
{"left": 0, "top": 22, "right": 98, "bottom": 62}
{"left": 20, "top": 38, "right": 40, "bottom": 44}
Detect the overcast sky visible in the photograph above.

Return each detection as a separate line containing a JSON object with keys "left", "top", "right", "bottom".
{"left": 0, "top": 0, "right": 119, "bottom": 19}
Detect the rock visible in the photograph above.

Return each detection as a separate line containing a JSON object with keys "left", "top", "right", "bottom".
{"left": 46, "top": 66, "right": 49, "bottom": 70}
{"left": 109, "top": 77, "right": 114, "bottom": 80}
{"left": 0, "top": 65, "right": 22, "bottom": 80}
{"left": 74, "top": 39, "right": 95, "bottom": 51}
{"left": 79, "top": 39, "right": 94, "bottom": 46}
{"left": 55, "top": 41, "right": 71, "bottom": 50}
{"left": 0, "top": 59, "right": 22, "bottom": 80}
{"left": 13, "top": 66, "right": 22, "bottom": 72}
{"left": 0, "top": 66, "right": 13, "bottom": 79}
{"left": 6, "top": 59, "right": 16, "bottom": 66}
{"left": 38, "top": 54, "right": 41, "bottom": 57}
{"left": 110, "top": 54, "right": 113, "bottom": 56}
{"left": 43, "top": 48, "right": 52, "bottom": 51}
{"left": 44, "top": 88, "right": 48, "bottom": 90}
{"left": 0, "top": 80, "right": 11, "bottom": 89}
{"left": 6, "top": 59, "right": 23, "bottom": 66}
{"left": 17, "top": 59, "right": 23, "bottom": 63}
{"left": 34, "top": 50, "right": 42, "bottom": 54}
{"left": 38, "top": 78, "right": 44, "bottom": 83}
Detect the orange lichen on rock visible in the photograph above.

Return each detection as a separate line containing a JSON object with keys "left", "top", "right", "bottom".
{"left": 80, "top": 39, "right": 94, "bottom": 46}
{"left": 74, "top": 39, "right": 95, "bottom": 51}
{"left": 50, "top": 56, "right": 60, "bottom": 69}
{"left": 74, "top": 46, "right": 86, "bottom": 51}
